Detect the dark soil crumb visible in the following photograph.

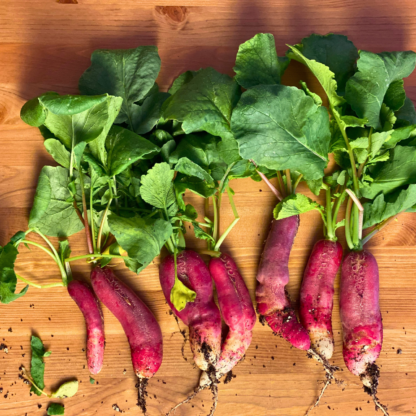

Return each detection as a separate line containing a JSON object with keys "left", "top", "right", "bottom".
{"left": 7, "top": 328, "right": 12, "bottom": 333}
{"left": 112, "top": 403, "right": 124, "bottom": 413}
{"left": 224, "top": 371, "right": 236, "bottom": 384}
{"left": 38, "top": 404, "right": 42, "bottom": 409}
{"left": 397, "top": 349, "right": 403, "bottom": 354}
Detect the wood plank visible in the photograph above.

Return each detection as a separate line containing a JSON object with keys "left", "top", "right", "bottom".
{"left": 1, "top": 1, "right": 416, "bottom": 415}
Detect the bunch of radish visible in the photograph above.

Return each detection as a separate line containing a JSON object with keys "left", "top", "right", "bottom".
{"left": 1, "top": 30, "right": 415, "bottom": 416}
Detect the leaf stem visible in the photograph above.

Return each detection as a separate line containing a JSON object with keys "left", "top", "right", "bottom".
{"left": 362, "top": 209, "right": 405, "bottom": 246}
{"left": 276, "top": 171, "right": 286, "bottom": 198}
{"left": 73, "top": 200, "right": 84, "bottom": 225}
{"left": 16, "top": 274, "right": 64, "bottom": 289}
{"left": 212, "top": 195, "right": 219, "bottom": 244}
{"left": 198, "top": 249, "right": 221, "bottom": 257}
{"left": 21, "top": 240, "right": 56, "bottom": 261}
{"left": 214, "top": 187, "right": 240, "bottom": 251}
{"left": 65, "top": 254, "right": 127, "bottom": 263}
{"left": 285, "top": 169, "right": 292, "bottom": 195}
{"left": 90, "top": 176, "right": 97, "bottom": 254}
{"left": 325, "top": 188, "right": 335, "bottom": 241}
{"left": 293, "top": 174, "right": 303, "bottom": 192}
{"left": 78, "top": 170, "right": 94, "bottom": 255}
{"left": 332, "top": 188, "right": 346, "bottom": 231}
{"left": 32, "top": 230, "right": 68, "bottom": 284}
{"left": 344, "top": 197, "right": 354, "bottom": 250}
{"left": 345, "top": 189, "right": 364, "bottom": 241}
{"left": 97, "top": 195, "right": 112, "bottom": 253}
{"left": 21, "top": 367, "right": 50, "bottom": 398}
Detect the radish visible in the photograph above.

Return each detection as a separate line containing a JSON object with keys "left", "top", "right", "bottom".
{"left": 90, "top": 266, "right": 163, "bottom": 413}
{"left": 256, "top": 215, "right": 311, "bottom": 350}
{"left": 159, "top": 250, "right": 222, "bottom": 373}
{"left": 340, "top": 249, "right": 388, "bottom": 414}
{"left": 68, "top": 280, "right": 105, "bottom": 375}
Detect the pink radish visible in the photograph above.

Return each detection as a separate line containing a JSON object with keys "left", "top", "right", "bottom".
{"left": 300, "top": 240, "right": 343, "bottom": 360}
{"left": 340, "top": 249, "right": 388, "bottom": 415}
{"left": 208, "top": 253, "right": 256, "bottom": 381}
{"left": 90, "top": 266, "right": 163, "bottom": 413}
{"left": 159, "top": 250, "right": 222, "bottom": 373}
{"left": 68, "top": 280, "right": 105, "bottom": 375}
{"left": 256, "top": 216, "right": 311, "bottom": 350}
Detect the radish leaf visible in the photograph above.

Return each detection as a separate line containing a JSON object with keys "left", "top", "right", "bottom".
{"left": 47, "top": 403, "right": 65, "bottom": 415}
{"left": 51, "top": 380, "right": 79, "bottom": 398}
{"left": 30, "top": 336, "right": 50, "bottom": 396}
{"left": 345, "top": 50, "right": 416, "bottom": 130}
{"left": 273, "top": 193, "right": 324, "bottom": 220}
{"left": 234, "top": 33, "right": 289, "bottom": 89}
{"left": 232, "top": 84, "right": 330, "bottom": 180}
{"left": 79, "top": 47, "right": 161, "bottom": 127}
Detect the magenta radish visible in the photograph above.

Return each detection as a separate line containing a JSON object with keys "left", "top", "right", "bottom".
{"left": 300, "top": 239, "right": 343, "bottom": 360}
{"left": 159, "top": 250, "right": 222, "bottom": 373}
{"left": 68, "top": 280, "right": 105, "bottom": 375}
{"left": 90, "top": 266, "right": 163, "bottom": 413}
{"left": 340, "top": 250, "right": 387, "bottom": 413}
{"left": 256, "top": 216, "right": 311, "bottom": 350}
{"left": 208, "top": 253, "right": 256, "bottom": 380}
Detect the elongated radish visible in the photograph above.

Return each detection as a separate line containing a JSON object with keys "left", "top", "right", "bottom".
{"left": 159, "top": 250, "right": 222, "bottom": 373}
{"left": 300, "top": 239, "right": 343, "bottom": 360}
{"left": 256, "top": 216, "right": 311, "bottom": 350}
{"left": 340, "top": 249, "right": 388, "bottom": 414}
{"left": 90, "top": 266, "right": 163, "bottom": 413}
{"left": 68, "top": 280, "right": 105, "bottom": 375}
{"left": 208, "top": 253, "right": 256, "bottom": 381}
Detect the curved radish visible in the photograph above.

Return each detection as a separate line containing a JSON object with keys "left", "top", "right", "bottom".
{"left": 300, "top": 239, "right": 343, "bottom": 360}
{"left": 340, "top": 249, "right": 388, "bottom": 415}
{"left": 90, "top": 266, "right": 163, "bottom": 413}
{"left": 256, "top": 216, "right": 310, "bottom": 350}
{"left": 68, "top": 280, "right": 105, "bottom": 375}
{"left": 209, "top": 253, "right": 256, "bottom": 381}
{"left": 159, "top": 250, "right": 222, "bottom": 372}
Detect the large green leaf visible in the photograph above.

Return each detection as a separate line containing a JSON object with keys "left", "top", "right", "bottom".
{"left": 287, "top": 44, "right": 345, "bottom": 107}
{"left": 39, "top": 94, "right": 122, "bottom": 168}
{"left": 363, "top": 184, "right": 416, "bottom": 228}
{"left": 79, "top": 46, "right": 161, "bottom": 127}
{"left": 174, "top": 157, "right": 215, "bottom": 186}
{"left": 105, "top": 126, "right": 160, "bottom": 176}
{"left": 29, "top": 166, "right": 84, "bottom": 237}
{"left": 0, "top": 243, "right": 28, "bottom": 304}
{"left": 289, "top": 34, "right": 358, "bottom": 95}
{"left": 162, "top": 67, "right": 241, "bottom": 143}
{"left": 108, "top": 214, "right": 172, "bottom": 273}
{"left": 361, "top": 145, "right": 416, "bottom": 198}
{"left": 231, "top": 84, "right": 330, "bottom": 180}
{"left": 345, "top": 50, "right": 416, "bottom": 130}
{"left": 234, "top": 33, "right": 289, "bottom": 88}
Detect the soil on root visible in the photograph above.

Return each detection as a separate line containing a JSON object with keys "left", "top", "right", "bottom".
{"left": 136, "top": 378, "right": 149, "bottom": 414}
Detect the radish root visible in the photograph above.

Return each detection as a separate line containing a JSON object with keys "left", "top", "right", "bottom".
{"left": 136, "top": 378, "right": 149, "bottom": 414}
{"left": 305, "top": 349, "right": 340, "bottom": 415}
{"left": 361, "top": 364, "right": 389, "bottom": 416}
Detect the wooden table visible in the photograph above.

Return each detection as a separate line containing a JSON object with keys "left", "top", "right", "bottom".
{"left": 1, "top": 1, "right": 416, "bottom": 415}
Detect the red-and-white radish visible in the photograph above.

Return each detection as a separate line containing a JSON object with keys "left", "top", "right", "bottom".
{"left": 68, "top": 280, "right": 105, "bottom": 375}
{"left": 90, "top": 266, "right": 163, "bottom": 414}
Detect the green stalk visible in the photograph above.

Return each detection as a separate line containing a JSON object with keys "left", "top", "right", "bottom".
{"left": 97, "top": 194, "right": 112, "bottom": 252}
{"left": 276, "top": 171, "right": 286, "bottom": 198}
{"left": 65, "top": 253, "right": 127, "bottom": 263}
{"left": 78, "top": 170, "right": 94, "bottom": 255}
{"left": 21, "top": 240, "right": 57, "bottom": 261}
{"left": 113, "top": 175, "right": 119, "bottom": 214}
{"left": 16, "top": 274, "right": 64, "bottom": 289}
{"left": 198, "top": 249, "right": 221, "bottom": 257}
{"left": 325, "top": 188, "right": 335, "bottom": 241}
{"left": 285, "top": 169, "right": 292, "bottom": 195}
{"left": 90, "top": 176, "right": 97, "bottom": 254}
{"left": 214, "top": 187, "right": 240, "bottom": 251}
{"left": 332, "top": 188, "right": 346, "bottom": 231}
{"left": 293, "top": 174, "right": 303, "bottom": 192}
{"left": 344, "top": 197, "right": 354, "bottom": 250}
{"left": 212, "top": 195, "right": 219, "bottom": 244}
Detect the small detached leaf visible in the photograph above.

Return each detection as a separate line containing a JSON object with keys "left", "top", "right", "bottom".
{"left": 273, "top": 194, "right": 324, "bottom": 220}
{"left": 51, "top": 380, "right": 79, "bottom": 399}
{"left": 47, "top": 403, "right": 65, "bottom": 416}
{"left": 30, "top": 336, "right": 49, "bottom": 396}
{"left": 170, "top": 278, "right": 196, "bottom": 312}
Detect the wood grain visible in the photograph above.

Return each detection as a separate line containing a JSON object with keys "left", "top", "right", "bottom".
{"left": 1, "top": 1, "right": 416, "bottom": 415}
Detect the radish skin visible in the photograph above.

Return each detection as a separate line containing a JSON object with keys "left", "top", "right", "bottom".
{"left": 68, "top": 280, "right": 105, "bottom": 375}
{"left": 340, "top": 249, "right": 383, "bottom": 392}
{"left": 300, "top": 240, "right": 343, "bottom": 359}
{"left": 256, "top": 216, "right": 310, "bottom": 350}
{"left": 209, "top": 253, "right": 256, "bottom": 379}
{"left": 159, "top": 250, "right": 222, "bottom": 371}
{"left": 90, "top": 266, "right": 163, "bottom": 379}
